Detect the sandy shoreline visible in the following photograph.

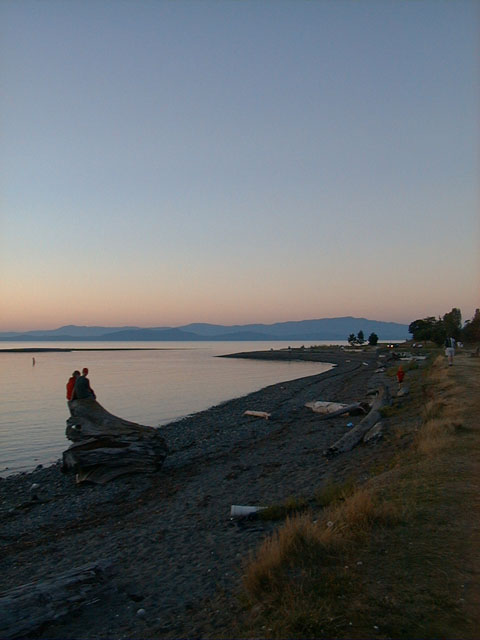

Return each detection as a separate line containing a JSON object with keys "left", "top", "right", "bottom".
{"left": 0, "top": 347, "right": 393, "bottom": 639}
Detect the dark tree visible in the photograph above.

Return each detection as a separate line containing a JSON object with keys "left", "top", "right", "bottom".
{"left": 443, "top": 308, "right": 462, "bottom": 340}
{"left": 408, "top": 317, "right": 437, "bottom": 341}
{"left": 357, "top": 330, "right": 365, "bottom": 345}
{"left": 348, "top": 333, "right": 357, "bottom": 345}
{"left": 462, "top": 308, "right": 480, "bottom": 343}
{"left": 368, "top": 332, "right": 379, "bottom": 345}
{"left": 431, "top": 319, "right": 446, "bottom": 346}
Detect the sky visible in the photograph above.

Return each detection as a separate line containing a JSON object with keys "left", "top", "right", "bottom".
{"left": 1, "top": 0, "right": 479, "bottom": 331}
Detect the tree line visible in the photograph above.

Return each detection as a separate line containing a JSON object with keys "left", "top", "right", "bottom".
{"left": 346, "top": 308, "right": 480, "bottom": 347}
{"left": 408, "top": 307, "right": 480, "bottom": 345}
{"left": 347, "top": 330, "right": 378, "bottom": 346}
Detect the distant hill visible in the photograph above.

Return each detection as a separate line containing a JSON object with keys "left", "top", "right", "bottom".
{"left": 99, "top": 328, "right": 206, "bottom": 341}
{"left": 1, "top": 325, "right": 140, "bottom": 339}
{"left": 182, "top": 318, "right": 408, "bottom": 340}
{"left": 0, "top": 317, "right": 409, "bottom": 341}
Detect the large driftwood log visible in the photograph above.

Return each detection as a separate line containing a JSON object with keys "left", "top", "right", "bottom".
{"left": 63, "top": 398, "right": 168, "bottom": 483}
{"left": 305, "top": 401, "right": 369, "bottom": 419}
{"left": 0, "top": 562, "right": 112, "bottom": 640}
{"left": 323, "top": 385, "right": 391, "bottom": 457}
{"left": 66, "top": 398, "right": 160, "bottom": 441}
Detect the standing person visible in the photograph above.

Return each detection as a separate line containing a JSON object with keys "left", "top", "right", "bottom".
{"left": 396, "top": 365, "right": 405, "bottom": 386}
{"left": 445, "top": 337, "right": 456, "bottom": 366}
{"left": 72, "top": 367, "right": 96, "bottom": 400}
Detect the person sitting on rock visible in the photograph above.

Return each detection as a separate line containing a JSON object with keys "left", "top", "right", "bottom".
{"left": 66, "top": 370, "right": 80, "bottom": 411}
{"left": 72, "top": 367, "right": 96, "bottom": 400}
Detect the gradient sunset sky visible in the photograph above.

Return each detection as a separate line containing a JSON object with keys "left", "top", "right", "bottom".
{"left": 1, "top": 0, "right": 478, "bottom": 331}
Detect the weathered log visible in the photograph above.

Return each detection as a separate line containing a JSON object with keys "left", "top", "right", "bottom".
{"left": 243, "top": 410, "right": 271, "bottom": 419}
{"left": 66, "top": 398, "right": 159, "bottom": 442}
{"left": 63, "top": 398, "right": 168, "bottom": 483}
{"left": 305, "top": 401, "right": 349, "bottom": 414}
{"left": 323, "top": 385, "right": 391, "bottom": 457}
{"left": 305, "top": 401, "right": 369, "bottom": 419}
{"left": 63, "top": 438, "right": 166, "bottom": 475}
{"left": 0, "top": 562, "right": 112, "bottom": 640}
{"left": 363, "top": 421, "right": 384, "bottom": 443}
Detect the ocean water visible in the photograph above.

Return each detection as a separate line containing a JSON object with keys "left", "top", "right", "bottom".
{"left": 0, "top": 340, "right": 339, "bottom": 475}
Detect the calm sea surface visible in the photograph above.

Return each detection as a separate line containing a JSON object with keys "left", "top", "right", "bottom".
{"left": 0, "top": 340, "right": 341, "bottom": 475}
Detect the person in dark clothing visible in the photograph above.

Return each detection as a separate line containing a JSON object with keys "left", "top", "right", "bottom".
{"left": 445, "top": 337, "right": 456, "bottom": 366}
{"left": 72, "top": 367, "right": 96, "bottom": 400}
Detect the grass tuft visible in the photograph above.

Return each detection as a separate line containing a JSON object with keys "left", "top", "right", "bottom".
{"left": 313, "top": 477, "right": 356, "bottom": 508}
{"left": 259, "top": 495, "right": 308, "bottom": 521}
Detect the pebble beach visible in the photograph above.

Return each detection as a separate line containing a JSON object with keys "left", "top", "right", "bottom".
{"left": 0, "top": 347, "right": 396, "bottom": 639}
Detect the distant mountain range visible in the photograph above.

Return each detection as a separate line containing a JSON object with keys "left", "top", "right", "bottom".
{"left": 0, "top": 318, "right": 409, "bottom": 341}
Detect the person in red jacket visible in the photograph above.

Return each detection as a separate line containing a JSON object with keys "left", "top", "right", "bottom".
{"left": 66, "top": 370, "right": 80, "bottom": 411}
{"left": 396, "top": 365, "right": 405, "bottom": 385}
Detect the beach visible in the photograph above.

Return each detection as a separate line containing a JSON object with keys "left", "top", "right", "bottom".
{"left": 0, "top": 347, "right": 396, "bottom": 639}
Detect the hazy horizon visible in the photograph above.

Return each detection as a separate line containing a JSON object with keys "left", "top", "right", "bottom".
{"left": 2, "top": 1, "right": 478, "bottom": 332}
{"left": 1, "top": 314, "right": 412, "bottom": 335}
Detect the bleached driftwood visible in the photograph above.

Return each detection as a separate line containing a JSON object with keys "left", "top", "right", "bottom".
{"left": 305, "top": 401, "right": 369, "bottom": 419}
{"left": 305, "top": 401, "right": 348, "bottom": 414}
{"left": 63, "top": 398, "right": 168, "bottom": 484}
{"left": 323, "top": 385, "right": 391, "bottom": 457}
{"left": 243, "top": 410, "right": 271, "bottom": 420}
{"left": 0, "top": 562, "right": 112, "bottom": 640}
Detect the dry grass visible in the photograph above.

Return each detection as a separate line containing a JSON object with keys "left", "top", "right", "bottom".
{"left": 241, "top": 488, "right": 401, "bottom": 639}
{"left": 313, "top": 477, "right": 356, "bottom": 508}
{"left": 259, "top": 495, "right": 309, "bottom": 521}
{"left": 322, "top": 487, "right": 400, "bottom": 539}
{"left": 416, "top": 355, "right": 463, "bottom": 455}
{"left": 242, "top": 488, "right": 400, "bottom": 607}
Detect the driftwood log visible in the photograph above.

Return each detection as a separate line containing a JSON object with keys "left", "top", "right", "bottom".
{"left": 0, "top": 562, "right": 112, "bottom": 640}
{"left": 305, "top": 401, "right": 369, "bottom": 419}
{"left": 323, "top": 384, "right": 391, "bottom": 457}
{"left": 62, "top": 398, "right": 168, "bottom": 484}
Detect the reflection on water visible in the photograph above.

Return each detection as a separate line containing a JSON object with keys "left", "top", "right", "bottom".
{"left": 0, "top": 340, "right": 337, "bottom": 474}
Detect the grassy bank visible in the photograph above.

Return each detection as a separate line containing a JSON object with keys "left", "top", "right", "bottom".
{"left": 234, "top": 349, "right": 480, "bottom": 639}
